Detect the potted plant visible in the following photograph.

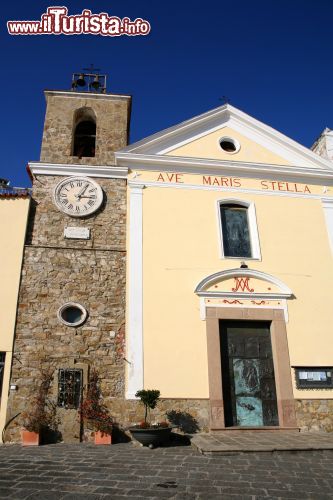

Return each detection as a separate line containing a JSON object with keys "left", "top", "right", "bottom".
{"left": 80, "top": 369, "right": 113, "bottom": 444}
{"left": 21, "top": 369, "right": 58, "bottom": 446}
{"left": 129, "top": 389, "right": 172, "bottom": 448}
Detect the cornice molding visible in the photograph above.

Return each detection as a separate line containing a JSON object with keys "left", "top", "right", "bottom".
{"left": 28, "top": 162, "right": 128, "bottom": 179}
{"left": 197, "top": 291, "right": 291, "bottom": 300}
{"left": 115, "top": 152, "right": 333, "bottom": 184}
{"left": 128, "top": 181, "right": 146, "bottom": 190}
{"left": 44, "top": 90, "right": 131, "bottom": 101}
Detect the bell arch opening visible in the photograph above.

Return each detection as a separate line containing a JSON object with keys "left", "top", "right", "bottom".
{"left": 72, "top": 107, "right": 96, "bottom": 158}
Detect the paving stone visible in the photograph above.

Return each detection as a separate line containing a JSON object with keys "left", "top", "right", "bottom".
{"left": 14, "top": 483, "right": 54, "bottom": 490}
{"left": 0, "top": 488, "right": 12, "bottom": 498}
{"left": 1, "top": 443, "right": 333, "bottom": 498}
{"left": 24, "top": 493, "right": 66, "bottom": 500}
{"left": 61, "top": 495, "right": 104, "bottom": 500}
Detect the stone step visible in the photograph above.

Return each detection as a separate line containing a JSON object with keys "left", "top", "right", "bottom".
{"left": 191, "top": 430, "right": 333, "bottom": 454}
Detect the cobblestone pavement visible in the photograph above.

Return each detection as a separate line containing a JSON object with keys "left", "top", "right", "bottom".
{"left": 0, "top": 442, "right": 333, "bottom": 499}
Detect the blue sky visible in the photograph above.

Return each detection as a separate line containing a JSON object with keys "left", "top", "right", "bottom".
{"left": 1, "top": 0, "right": 332, "bottom": 186}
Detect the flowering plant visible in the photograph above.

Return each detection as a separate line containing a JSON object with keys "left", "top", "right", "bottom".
{"left": 80, "top": 369, "right": 113, "bottom": 435}
{"left": 137, "top": 420, "right": 170, "bottom": 429}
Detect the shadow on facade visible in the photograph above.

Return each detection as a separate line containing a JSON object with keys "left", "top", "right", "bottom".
{"left": 166, "top": 410, "right": 200, "bottom": 434}
{"left": 41, "top": 427, "right": 63, "bottom": 445}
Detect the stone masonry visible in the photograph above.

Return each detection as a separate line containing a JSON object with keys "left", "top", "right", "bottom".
{"left": 5, "top": 87, "right": 132, "bottom": 442}
{"left": 296, "top": 399, "right": 333, "bottom": 433}
{"left": 40, "top": 91, "right": 130, "bottom": 166}
{"left": 5, "top": 175, "right": 127, "bottom": 442}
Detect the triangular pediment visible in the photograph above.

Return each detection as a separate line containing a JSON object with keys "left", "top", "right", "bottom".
{"left": 120, "top": 104, "right": 333, "bottom": 170}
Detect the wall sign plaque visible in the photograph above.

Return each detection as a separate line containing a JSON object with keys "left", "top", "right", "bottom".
{"left": 64, "top": 226, "right": 90, "bottom": 240}
{"left": 295, "top": 367, "right": 333, "bottom": 389}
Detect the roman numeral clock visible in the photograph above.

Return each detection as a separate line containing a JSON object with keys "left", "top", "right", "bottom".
{"left": 53, "top": 176, "right": 103, "bottom": 216}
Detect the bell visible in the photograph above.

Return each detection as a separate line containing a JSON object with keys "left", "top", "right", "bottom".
{"left": 76, "top": 74, "right": 86, "bottom": 87}
{"left": 91, "top": 76, "right": 100, "bottom": 90}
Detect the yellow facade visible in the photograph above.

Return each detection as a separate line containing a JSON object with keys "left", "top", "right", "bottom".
{"left": 119, "top": 104, "right": 333, "bottom": 430}
{"left": 139, "top": 178, "right": 333, "bottom": 399}
{"left": 168, "top": 126, "right": 290, "bottom": 165}
{"left": 0, "top": 196, "right": 30, "bottom": 440}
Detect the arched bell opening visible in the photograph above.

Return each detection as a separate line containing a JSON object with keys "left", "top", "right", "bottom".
{"left": 72, "top": 107, "right": 96, "bottom": 158}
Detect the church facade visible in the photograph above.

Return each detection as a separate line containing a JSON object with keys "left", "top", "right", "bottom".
{"left": 117, "top": 106, "right": 333, "bottom": 432}
{"left": 3, "top": 82, "right": 333, "bottom": 441}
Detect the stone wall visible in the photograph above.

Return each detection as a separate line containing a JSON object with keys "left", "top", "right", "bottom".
{"left": 26, "top": 176, "right": 126, "bottom": 249}
{"left": 81, "top": 398, "right": 210, "bottom": 442}
{"left": 111, "top": 398, "right": 210, "bottom": 432}
{"left": 5, "top": 174, "right": 127, "bottom": 443}
{"left": 40, "top": 91, "right": 130, "bottom": 165}
{"left": 296, "top": 399, "right": 333, "bottom": 432}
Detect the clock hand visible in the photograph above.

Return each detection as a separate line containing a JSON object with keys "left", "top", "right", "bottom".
{"left": 76, "top": 183, "right": 89, "bottom": 199}
{"left": 80, "top": 195, "right": 96, "bottom": 199}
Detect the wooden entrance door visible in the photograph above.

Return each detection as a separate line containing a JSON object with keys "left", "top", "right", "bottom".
{"left": 220, "top": 320, "right": 279, "bottom": 427}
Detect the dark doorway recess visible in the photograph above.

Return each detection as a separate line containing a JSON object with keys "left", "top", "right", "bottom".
{"left": 220, "top": 320, "right": 279, "bottom": 427}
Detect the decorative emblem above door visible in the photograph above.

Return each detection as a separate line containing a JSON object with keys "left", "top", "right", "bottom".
{"left": 194, "top": 268, "right": 293, "bottom": 322}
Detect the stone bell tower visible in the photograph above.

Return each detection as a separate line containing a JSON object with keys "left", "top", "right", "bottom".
{"left": 6, "top": 72, "right": 131, "bottom": 443}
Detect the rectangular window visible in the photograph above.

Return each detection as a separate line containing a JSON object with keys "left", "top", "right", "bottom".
{"left": 57, "top": 369, "right": 83, "bottom": 409}
{"left": 0, "top": 352, "right": 5, "bottom": 406}
{"left": 220, "top": 204, "right": 251, "bottom": 258}
{"left": 295, "top": 367, "right": 333, "bottom": 389}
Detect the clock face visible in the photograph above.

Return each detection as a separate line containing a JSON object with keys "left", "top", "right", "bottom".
{"left": 53, "top": 177, "right": 103, "bottom": 217}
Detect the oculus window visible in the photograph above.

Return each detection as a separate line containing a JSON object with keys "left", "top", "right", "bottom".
{"left": 218, "top": 200, "right": 261, "bottom": 260}
{"left": 57, "top": 302, "right": 87, "bottom": 327}
{"left": 219, "top": 137, "right": 240, "bottom": 154}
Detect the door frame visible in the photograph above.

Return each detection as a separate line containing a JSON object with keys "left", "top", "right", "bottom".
{"left": 206, "top": 307, "right": 297, "bottom": 429}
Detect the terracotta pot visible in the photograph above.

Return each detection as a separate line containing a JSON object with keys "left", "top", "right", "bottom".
{"left": 94, "top": 430, "right": 112, "bottom": 445}
{"left": 21, "top": 429, "right": 40, "bottom": 446}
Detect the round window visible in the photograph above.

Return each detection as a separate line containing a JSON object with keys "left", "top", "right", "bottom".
{"left": 57, "top": 303, "right": 87, "bottom": 327}
{"left": 219, "top": 137, "right": 240, "bottom": 154}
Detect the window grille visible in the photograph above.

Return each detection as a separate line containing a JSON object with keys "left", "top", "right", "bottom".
{"left": 57, "top": 369, "right": 83, "bottom": 409}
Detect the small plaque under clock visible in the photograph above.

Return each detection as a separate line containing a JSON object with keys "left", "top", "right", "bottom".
{"left": 64, "top": 227, "right": 90, "bottom": 240}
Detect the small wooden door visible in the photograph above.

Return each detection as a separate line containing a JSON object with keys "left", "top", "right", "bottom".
{"left": 220, "top": 320, "right": 279, "bottom": 427}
